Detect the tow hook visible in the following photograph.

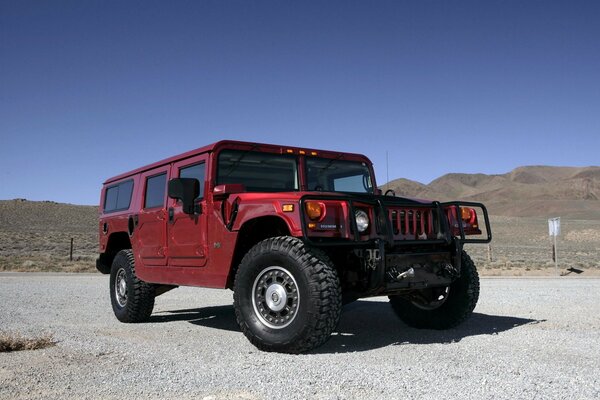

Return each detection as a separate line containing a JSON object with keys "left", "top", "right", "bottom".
{"left": 386, "top": 266, "right": 416, "bottom": 282}
{"left": 396, "top": 267, "right": 415, "bottom": 280}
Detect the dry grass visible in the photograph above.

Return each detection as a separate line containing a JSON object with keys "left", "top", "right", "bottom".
{"left": 0, "top": 200, "right": 97, "bottom": 272}
{"left": 0, "top": 199, "right": 598, "bottom": 275}
{"left": 466, "top": 216, "right": 600, "bottom": 275}
{"left": 0, "top": 331, "right": 56, "bottom": 352}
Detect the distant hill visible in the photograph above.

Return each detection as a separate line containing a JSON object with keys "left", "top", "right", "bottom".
{"left": 0, "top": 199, "right": 98, "bottom": 233}
{"left": 383, "top": 166, "right": 600, "bottom": 219}
{"left": 0, "top": 199, "right": 98, "bottom": 272}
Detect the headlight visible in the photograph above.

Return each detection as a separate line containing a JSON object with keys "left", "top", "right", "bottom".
{"left": 355, "top": 209, "right": 369, "bottom": 233}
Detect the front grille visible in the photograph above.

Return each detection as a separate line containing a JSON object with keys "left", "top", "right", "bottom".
{"left": 388, "top": 207, "right": 438, "bottom": 240}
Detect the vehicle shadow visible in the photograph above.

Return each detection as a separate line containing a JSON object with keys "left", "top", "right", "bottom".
{"left": 150, "top": 300, "right": 544, "bottom": 354}
{"left": 150, "top": 304, "right": 240, "bottom": 332}
{"left": 315, "top": 300, "right": 544, "bottom": 354}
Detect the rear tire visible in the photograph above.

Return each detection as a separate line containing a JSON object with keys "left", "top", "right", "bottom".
{"left": 233, "top": 237, "right": 342, "bottom": 353}
{"left": 389, "top": 251, "right": 479, "bottom": 329}
{"left": 109, "top": 249, "right": 155, "bottom": 323}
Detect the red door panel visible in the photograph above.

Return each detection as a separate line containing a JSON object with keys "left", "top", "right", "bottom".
{"left": 137, "top": 169, "right": 169, "bottom": 266}
{"left": 168, "top": 156, "right": 208, "bottom": 267}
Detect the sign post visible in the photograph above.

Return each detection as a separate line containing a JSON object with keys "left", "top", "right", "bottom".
{"left": 548, "top": 217, "right": 560, "bottom": 275}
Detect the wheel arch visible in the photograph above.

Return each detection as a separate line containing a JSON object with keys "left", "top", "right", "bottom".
{"left": 97, "top": 231, "right": 132, "bottom": 274}
{"left": 226, "top": 216, "right": 292, "bottom": 289}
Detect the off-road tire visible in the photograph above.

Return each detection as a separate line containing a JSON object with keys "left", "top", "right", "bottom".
{"left": 233, "top": 236, "right": 342, "bottom": 353}
{"left": 109, "top": 249, "right": 155, "bottom": 323}
{"left": 389, "top": 251, "right": 479, "bottom": 329}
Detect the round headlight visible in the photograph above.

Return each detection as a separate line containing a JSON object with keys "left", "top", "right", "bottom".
{"left": 355, "top": 209, "right": 369, "bottom": 233}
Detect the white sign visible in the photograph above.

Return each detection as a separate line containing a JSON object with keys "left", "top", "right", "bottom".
{"left": 548, "top": 217, "right": 561, "bottom": 236}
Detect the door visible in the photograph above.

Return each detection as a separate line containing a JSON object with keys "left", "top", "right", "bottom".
{"left": 137, "top": 168, "right": 169, "bottom": 266}
{"left": 167, "top": 155, "right": 209, "bottom": 267}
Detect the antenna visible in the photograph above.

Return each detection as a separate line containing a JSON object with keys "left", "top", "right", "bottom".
{"left": 386, "top": 151, "right": 389, "bottom": 190}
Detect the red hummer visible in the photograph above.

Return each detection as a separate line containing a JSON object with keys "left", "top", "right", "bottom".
{"left": 97, "top": 140, "right": 491, "bottom": 353}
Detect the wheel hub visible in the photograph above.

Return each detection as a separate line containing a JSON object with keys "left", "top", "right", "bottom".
{"left": 265, "top": 284, "right": 287, "bottom": 312}
{"left": 252, "top": 266, "right": 299, "bottom": 329}
{"left": 115, "top": 268, "right": 128, "bottom": 307}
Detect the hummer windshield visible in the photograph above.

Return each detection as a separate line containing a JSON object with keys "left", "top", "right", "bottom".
{"left": 217, "top": 150, "right": 299, "bottom": 192}
{"left": 306, "top": 157, "right": 374, "bottom": 193}
{"left": 217, "top": 149, "right": 374, "bottom": 194}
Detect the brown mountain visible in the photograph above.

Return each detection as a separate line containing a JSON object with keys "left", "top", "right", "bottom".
{"left": 383, "top": 166, "right": 600, "bottom": 219}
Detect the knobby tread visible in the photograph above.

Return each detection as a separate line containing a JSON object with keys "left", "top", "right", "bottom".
{"left": 233, "top": 236, "right": 342, "bottom": 353}
{"left": 111, "top": 249, "right": 155, "bottom": 323}
{"left": 389, "top": 250, "right": 479, "bottom": 330}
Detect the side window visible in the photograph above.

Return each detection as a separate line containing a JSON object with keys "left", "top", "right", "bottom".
{"left": 104, "top": 180, "right": 134, "bottom": 212}
{"left": 116, "top": 180, "right": 134, "bottom": 209}
{"left": 179, "top": 163, "right": 206, "bottom": 200}
{"left": 104, "top": 186, "right": 118, "bottom": 211}
{"left": 144, "top": 173, "right": 167, "bottom": 209}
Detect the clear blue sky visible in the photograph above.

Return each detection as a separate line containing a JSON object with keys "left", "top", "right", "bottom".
{"left": 2, "top": 1, "right": 599, "bottom": 205}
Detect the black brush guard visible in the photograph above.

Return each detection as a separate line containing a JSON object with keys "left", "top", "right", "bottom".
{"left": 300, "top": 194, "right": 492, "bottom": 246}
{"left": 299, "top": 194, "right": 492, "bottom": 296}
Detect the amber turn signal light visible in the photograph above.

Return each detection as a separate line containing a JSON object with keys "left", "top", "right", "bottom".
{"left": 460, "top": 207, "right": 475, "bottom": 222}
{"left": 305, "top": 201, "right": 325, "bottom": 221}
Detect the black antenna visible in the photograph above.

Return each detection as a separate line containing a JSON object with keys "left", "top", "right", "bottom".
{"left": 386, "top": 151, "right": 389, "bottom": 190}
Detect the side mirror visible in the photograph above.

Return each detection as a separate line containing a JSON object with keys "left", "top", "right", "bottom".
{"left": 213, "top": 183, "right": 246, "bottom": 200}
{"left": 168, "top": 178, "right": 199, "bottom": 214}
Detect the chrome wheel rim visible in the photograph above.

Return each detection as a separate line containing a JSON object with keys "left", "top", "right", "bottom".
{"left": 115, "top": 268, "right": 128, "bottom": 308}
{"left": 252, "top": 266, "right": 300, "bottom": 329}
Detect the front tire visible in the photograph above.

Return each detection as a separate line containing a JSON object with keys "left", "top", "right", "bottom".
{"left": 109, "top": 249, "right": 155, "bottom": 323}
{"left": 389, "top": 251, "right": 479, "bottom": 329}
{"left": 233, "top": 237, "right": 342, "bottom": 353}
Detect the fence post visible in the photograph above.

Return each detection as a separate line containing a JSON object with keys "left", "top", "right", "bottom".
{"left": 70, "top": 238, "right": 74, "bottom": 261}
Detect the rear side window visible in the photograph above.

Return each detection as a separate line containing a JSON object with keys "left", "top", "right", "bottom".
{"left": 179, "top": 163, "right": 206, "bottom": 200}
{"left": 144, "top": 173, "right": 167, "bottom": 209}
{"left": 103, "top": 180, "right": 134, "bottom": 213}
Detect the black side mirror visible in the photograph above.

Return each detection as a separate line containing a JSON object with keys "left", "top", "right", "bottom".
{"left": 168, "top": 178, "right": 199, "bottom": 214}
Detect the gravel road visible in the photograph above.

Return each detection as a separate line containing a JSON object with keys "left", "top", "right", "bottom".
{"left": 1, "top": 273, "right": 599, "bottom": 400}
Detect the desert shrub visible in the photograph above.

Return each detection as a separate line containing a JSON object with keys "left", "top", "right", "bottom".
{"left": 0, "top": 332, "right": 55, "bottom": 352}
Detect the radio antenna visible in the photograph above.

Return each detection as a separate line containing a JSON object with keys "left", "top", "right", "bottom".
{"left": 386, "top": 151, "right": 389, "bottom": 190}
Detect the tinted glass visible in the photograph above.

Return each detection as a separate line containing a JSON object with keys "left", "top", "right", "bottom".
{"left": 217, "top": 150, "right": 298, "bottom": 192}
{"left": 179, "top": 163, "right": 206, "bottom": 199}
{"left": 306, "top": 158, "right": 373, "bottom": 193}
{"left": 104, "top": 186, "right": 118, "bottom": 211}
{"left": 116, "top": 180, "right": 134, "bottom": 210}
{"left": 104, "top": 180, "right": 134, "bottom": 212}
{"left": 144, "top": 173, "right": 167, "bottom": 208}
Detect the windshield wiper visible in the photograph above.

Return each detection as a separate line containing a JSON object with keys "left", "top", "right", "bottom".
{"left": 317, "top": 153, "right": 345, "bottom": 176}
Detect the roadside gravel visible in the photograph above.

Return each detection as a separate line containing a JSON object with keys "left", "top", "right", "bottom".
{"left": 1, "top": 273, "right": 599, "bottom": 399}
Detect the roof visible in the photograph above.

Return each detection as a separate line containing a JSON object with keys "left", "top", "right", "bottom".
{"left": 104, "top": 140, "right": 373, "bottom": 184}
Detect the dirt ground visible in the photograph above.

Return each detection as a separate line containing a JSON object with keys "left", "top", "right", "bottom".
{"left": 2, "top": 274, "right": 600, "bottom": 399}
